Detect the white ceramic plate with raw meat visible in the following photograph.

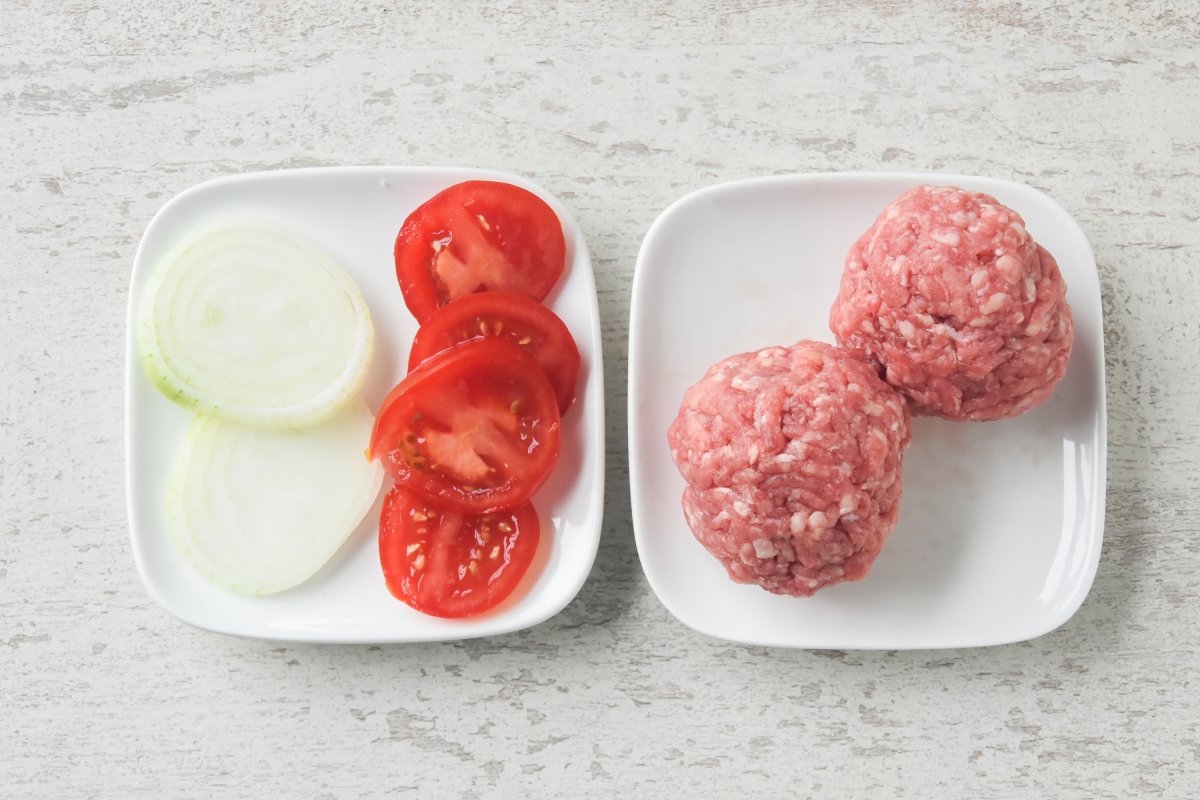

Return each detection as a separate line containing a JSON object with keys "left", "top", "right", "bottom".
{"left": 628, "top": 172, "right": 1105, "bottom": 650}
{"left": 126, "top": 166, "right": 605, "bottom": 643}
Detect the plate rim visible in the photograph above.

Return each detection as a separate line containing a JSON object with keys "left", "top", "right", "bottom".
{"left": 124, "top": 164, "right": 606, "bottom": 643}
{"left": 628, "top": 170, "right": 1107, "bottom": 651}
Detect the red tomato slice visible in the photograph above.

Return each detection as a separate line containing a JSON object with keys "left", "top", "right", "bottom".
{"left": 408, "top": 291, "right": 581, "bottom": 414}
{"left": 395, "top": 180, "right": 567, "bottom": 322}
{"left": 369, "top": 337, "right": 561, "bottom": 513}
{"left": 379, "top": 486, "right": 541, "bottom": 618}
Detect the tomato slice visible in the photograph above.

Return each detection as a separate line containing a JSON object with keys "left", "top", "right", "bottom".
{"left": 408, "top": 291, "right": 581, "bottom": 414}
{"left": 394, "top": 180, "right": 567, "bottom": 322}
{"left": 379, "top": 486, "right": 541, "bottom": 618}
{"left": 369, "top": 337, "right": 561, "bottom": 513}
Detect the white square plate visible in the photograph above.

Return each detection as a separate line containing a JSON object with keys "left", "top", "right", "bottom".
{"left": 126, "top": 166, "right": 605, "bottom": 642}
{"left": 629, "top": 172, "right": 1105, "bottom": 650}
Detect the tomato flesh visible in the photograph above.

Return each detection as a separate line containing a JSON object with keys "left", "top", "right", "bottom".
{"left": 395, "top": 180, "right": 567, "bottom": 323}
{"left": 408, "top": 291, "right": 580, "bottom": 414}
{"left": 380, "top": 487, "right": 540, "bottom": 618}
{"left": 369, "top": 337, "right": 561, "bottom": 513}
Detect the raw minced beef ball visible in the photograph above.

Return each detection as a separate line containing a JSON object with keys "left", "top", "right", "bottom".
{"left": 829, "top": 185, "right": 1074, "bottom": 421}
{"left": 667, "top": 341, "right": 911, "bottom": 596}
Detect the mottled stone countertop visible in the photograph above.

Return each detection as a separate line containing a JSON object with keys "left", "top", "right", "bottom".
{"left": 3, "top": 2, "right": 1198, "bottom": 797}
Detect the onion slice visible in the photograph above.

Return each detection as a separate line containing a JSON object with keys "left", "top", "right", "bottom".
{"left": 167, "top": 398, "right": 384, "bottom": 595}
{"left": 138, "top": 219, "right": 374, "bottom": 428}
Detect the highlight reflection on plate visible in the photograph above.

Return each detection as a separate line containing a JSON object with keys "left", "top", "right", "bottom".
{"left": 628, "top": 172, "right": 1105, "bottom": 650}
{"left": 126, "top": 166, "right": 605, "bottom": 643}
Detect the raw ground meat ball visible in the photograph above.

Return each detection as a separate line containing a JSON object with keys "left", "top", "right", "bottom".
{"left": 829, "top": 185, "right": 1074, "bottom": 421}
{"left": 667, "top": 341, "right": 911, "bottom": 596}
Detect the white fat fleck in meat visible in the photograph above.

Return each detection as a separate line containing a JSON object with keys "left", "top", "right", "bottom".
{"left": 983, "top": 292, "right": 1008, "bottom": 315}
{"left": 897, "top": 320, "right": 916, "bottom": 340}
{"left": 930, "top": 229, "right": 960, "bottom": 246}
{"left": 732, "top": 500, "right": 751, "bottom": 518}
{"left": 995, "top": 254, "right": 1021, "bottom": 282}
{"left": 930, "top": 323, "right": 964, "bottom": 342}
{"left": 839, "top": 493, "right": 857, "bottom": 514}
{"left": 789, "top": 512, "right": 806, "bottom": 534}
{"left": 755, "top": 350, "right": 778, "bottom": 370}
{"left": 753, "top": 539, "right": 777, "bottom": 559}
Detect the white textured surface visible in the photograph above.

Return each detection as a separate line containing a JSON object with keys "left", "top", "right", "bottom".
{"left": 3, "top": 2, "right": 1199, "bottom": 797}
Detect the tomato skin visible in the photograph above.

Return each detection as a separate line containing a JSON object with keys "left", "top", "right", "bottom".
{"left": 395, "top": 180, "right": 567, "bottom": 323}
{"left": 408, "top": 291, "right": 581, "bottom": 414}
{"left": 369, "top": 337, "right": 561, "bottom": 514}
{"left": 380, "top": 487, "right": 541, "bottom": 618}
